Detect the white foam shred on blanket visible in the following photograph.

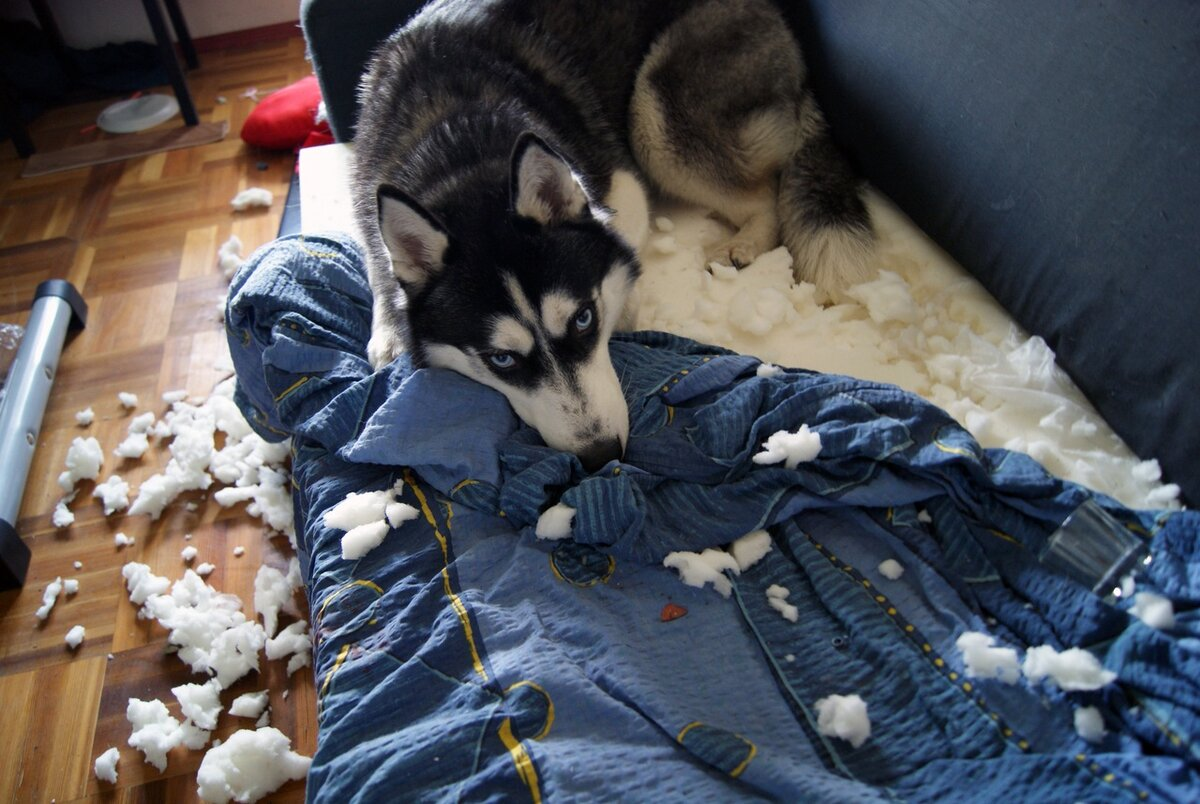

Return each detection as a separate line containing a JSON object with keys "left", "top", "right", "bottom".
{"left": 1074, "top": 705, "right": 1108, "bottom": 744}
{"left": 1022, "top": 645, "right": 1117, "bottom": 691}
{"left": 752, "top": 424, "right": 823, "bottom": 469}
{"left": 324, "top": 480, "right": 417, "bottom": 559}
{"left": 636, "top": 194, "right": 1179, "bottom": 510}
{"left": 1129, "top": 591, "right": 1176, "bottom": 630}
{"left": 955, "top": 631, "right": 1021, "bottom": 684}
{"left": 729, "top": 529, "right": 773, "bottom": 571}
{"left": 814, "top": 693, "right": 872, "bottom": 748}
{"left": 535, "top": 502, "right": 576, "bottom": 540}
{"left": 662, "top": 548, "right": 741, "bottom": 598}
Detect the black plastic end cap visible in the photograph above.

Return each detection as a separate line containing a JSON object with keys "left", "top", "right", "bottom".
{"left": 34, "top": 279, "right": 87, "bottom": 330}
{"left": 0, "top": 519, "right": 31, "bottom": 591}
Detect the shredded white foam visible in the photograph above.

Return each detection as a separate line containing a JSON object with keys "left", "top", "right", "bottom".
{"left": 634, "top": 195, "right": 1180, "bottom": 509}
{"left": 956, "top": 631, "right": 1021, "bottom": 684}
{"left": 196, "top": 727, "right": 310, "bottom": 803}
{"left": 1074, "top": 705, "right": 1107, "bottom": 744}
{"left": 814, "top": 694, "right": 871, "bottom": 748}
{"left": 535, "top": 503, "right": 576, "bottom": 540}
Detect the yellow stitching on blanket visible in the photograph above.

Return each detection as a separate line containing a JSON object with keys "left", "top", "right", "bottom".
{"left": 451, "top": 478, "right": 479, "bottom": 494}
{"left": 406, "top": 470, "right": 489, "bottom": 683}
{"left": 504, "top": 681, "right": 555, "bottom": 740}
{"left": 498, "top": 717, "right": 542, "bottom": 803}
{"left": 319, "top": 642, "right": 352, "bottom": 699}
{"left": 273, "top": 376, "right": 310, "bottom": 402}
{"left": 317, "top": 579, "right": 384, "bottom": 623}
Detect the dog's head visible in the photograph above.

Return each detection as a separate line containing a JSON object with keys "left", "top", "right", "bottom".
{"left": 376, "top": 133, "right": 639, "bottom": 471}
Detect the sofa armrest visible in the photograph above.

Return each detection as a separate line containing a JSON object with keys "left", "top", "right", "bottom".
{"left": 300, "top": 0, "right": 425, "bottom": 142}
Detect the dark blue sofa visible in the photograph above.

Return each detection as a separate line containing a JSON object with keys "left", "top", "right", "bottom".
{"left": 299, "top": 0, "right": 1200, "bottom": 504}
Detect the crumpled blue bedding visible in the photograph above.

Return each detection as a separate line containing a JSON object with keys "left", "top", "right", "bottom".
{"left": 227, "top": 233, "right": 1200, "bottom": 802}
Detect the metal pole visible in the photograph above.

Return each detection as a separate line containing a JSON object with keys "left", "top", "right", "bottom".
{"left": 0, "top": 280, "right": 86, "bottom": 590}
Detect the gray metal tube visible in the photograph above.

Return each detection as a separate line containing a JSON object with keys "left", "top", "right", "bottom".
{"left": 0, "top": 280, "right": 86, "bottom": 589}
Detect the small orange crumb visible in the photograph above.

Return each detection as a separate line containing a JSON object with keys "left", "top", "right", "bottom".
{"left": 660, "top": 603, "right": 688, "bottom": 622}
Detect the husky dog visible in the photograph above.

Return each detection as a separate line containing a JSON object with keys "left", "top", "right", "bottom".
{"left": 353, "top": 0, "right": 874, "bottom": 470}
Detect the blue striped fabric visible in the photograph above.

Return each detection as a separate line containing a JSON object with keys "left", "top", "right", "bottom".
{"left": 227, "top": 233, "right": 1200, "bottom": 802}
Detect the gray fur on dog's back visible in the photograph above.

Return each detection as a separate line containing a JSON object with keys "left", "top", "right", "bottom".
{"left": 353, "top": 0, "right": 874, "bottom": 466}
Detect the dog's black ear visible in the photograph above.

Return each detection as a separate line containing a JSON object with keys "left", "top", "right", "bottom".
{"left": 511, "top": 132, "right": 589, "bottom": 225}
{"left": 377, "top": 185, "right": 449, "bottom": 289}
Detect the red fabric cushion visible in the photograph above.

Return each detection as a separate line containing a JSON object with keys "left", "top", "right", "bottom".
{"left": 240, "top": 75, "right": 330, "bottom": 151}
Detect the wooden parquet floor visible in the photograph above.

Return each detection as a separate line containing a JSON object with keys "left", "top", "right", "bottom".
{"left": 0, "top": 32, "right": 316, "bottom": 803}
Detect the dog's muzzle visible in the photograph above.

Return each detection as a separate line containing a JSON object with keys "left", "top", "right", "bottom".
{"left": 578, "top": 436, "right": 623, "bottom": 473}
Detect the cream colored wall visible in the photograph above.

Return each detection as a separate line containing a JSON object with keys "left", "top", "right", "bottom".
{"left": 0, "top": 0, "right": 299, "bottom": 49}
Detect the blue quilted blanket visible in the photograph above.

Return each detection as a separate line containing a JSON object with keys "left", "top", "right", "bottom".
{"left": 227, "top": 233, "right": 1200, "bottom": 802}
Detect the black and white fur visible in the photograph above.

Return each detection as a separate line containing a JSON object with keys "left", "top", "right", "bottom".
{"left": 353, "top": 0, "right": 875, "bottom": 470}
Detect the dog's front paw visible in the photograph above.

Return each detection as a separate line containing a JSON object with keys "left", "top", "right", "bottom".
{"left": 367, "top": 329, "right": 406, "bottom": 369}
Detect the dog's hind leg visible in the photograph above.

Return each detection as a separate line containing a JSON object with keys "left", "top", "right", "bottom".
{"left": 630, "top": 0, "right": 874, "bottom": 298}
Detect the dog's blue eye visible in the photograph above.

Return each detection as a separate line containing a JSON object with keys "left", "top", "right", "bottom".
{"left": 573, "top": 306, "right": 595, "bottom": 333}
{"left": 487, "top": 352, "right": 516, "bottom": 370}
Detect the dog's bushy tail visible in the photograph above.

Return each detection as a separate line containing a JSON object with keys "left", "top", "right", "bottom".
{"left": 777, "top": 96, "right": 876, "bottom": 302}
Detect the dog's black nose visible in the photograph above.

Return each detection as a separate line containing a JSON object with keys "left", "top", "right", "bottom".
{"left": 579, "top": 437, "right": 623, "bottom": 472}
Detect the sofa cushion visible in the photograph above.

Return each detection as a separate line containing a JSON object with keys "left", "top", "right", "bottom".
{"left": 791, "top": 0, "right": 1200, "bottom": 504}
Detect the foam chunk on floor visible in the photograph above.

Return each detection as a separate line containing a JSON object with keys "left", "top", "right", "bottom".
{"left": 196, "top": 727, "right": 311, "bottom": 803}
{"left": 94, "top": 746, "right": 120, "bottom": 783}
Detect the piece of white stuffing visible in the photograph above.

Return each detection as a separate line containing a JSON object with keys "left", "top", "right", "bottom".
{"left": 233, "top": 545, "right": 246, "bottom": 557}
{"left": 75, "top": 406, "right": 95, "bottom": 426}
{"left": 324, "top": 481, "right": 415, "bottom": 560}
{"left": 196, "top": 562, "right": 216, "bottom": 577}
{"left": 229, "top": 691, "right": 269, "bottom": 720}
{"left": 535, "top": 503, "right": 576, "bottom": 540}
{"left": 126, "top": 697, "right": 181, "bottom": 772}
{"left": 173, "top": 680, "right": 224, "bottom": 731}
{"left": 121, "top": 562, "right": 170, "bottom": 606}
{"left": 58, "top": 436, "right": 104, "bottom": 492}
{"left": 118, "top": 391, "right": 138, "bottom": 409}
{"left": 35, "top": 577, "right": 64, "bottom": 621}
{"left": 1022, "top": 645, "right": 1117, "bottom": 691}
{"left": 195, "top": 727, "right": 311, "bottom": 804}
{"left": 756, "top": 362, "right": 783, "bottom": 379}
{"left": 752, "top": 424, "right": 822, "bottom": 469}
{"left": 230, "top": 187, "right": 274, "bottom": 211}
{"left": 162, "top": 389, "right": 189, "bottom": 404}
{"left": 956, "top": 631, "right": 1021, "bottom": 684}
{"left": 52, "top": 496, "right": 75, "bottom": 528}
{"left": 73, "top": 560, "right": 83, "bottom": 570}
{"left": 814, "top": 694, "right": 872, "bottom": 748}
{"left": 728, "top": 529, "right": 772, "bottom": 571}
{"left": 253, "top": 565, "right": 291, "bottom": 638}
{"left": 65, "top": 624, "right": 86, "bottom": 648}
{"left": 385, "top": 501, "right": 419, "bottom": 528}
{"left": 128, "top": 410, "right": 157, "bottom": 434}
{"left": 93, "top": 475, "right": 131, "bottom": 514}
{"left": 877, "top": 559, "right": 904, "bottom": 580}
{"left": 217, "top": 235, "right": 245, "bottom": 279}
{"left": 663, "top": 548, "right": 740, "bottom": 598}
{"left": 63, "top": 578, "right": 79, "bottom": 594}
{"left": 114, "top": 431, "right": 150, "bottom": 460}
{"left": 765, "top": 584, "right": 799, "bottom": 622}
{"left": 94, "top": 746, "right": 120, "bottom": 783}
{"left": 265, "top": 620, "right": 312, "bottom": 676}
{"left": 182, "top": 545, "right": 198, "bottom": 563}
{"left": 1130, "top": 591, "right": 1176, "bottom": 630}
{"left": 114, "top": 532, "right": 135, "bottom": 548}
{"left": 1074, "top": 706, "right": 1107, "bottom": 744}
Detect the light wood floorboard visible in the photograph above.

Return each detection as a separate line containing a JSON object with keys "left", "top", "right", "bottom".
{"left": 0, "top": 32, "right": 316, "bottom": 803}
